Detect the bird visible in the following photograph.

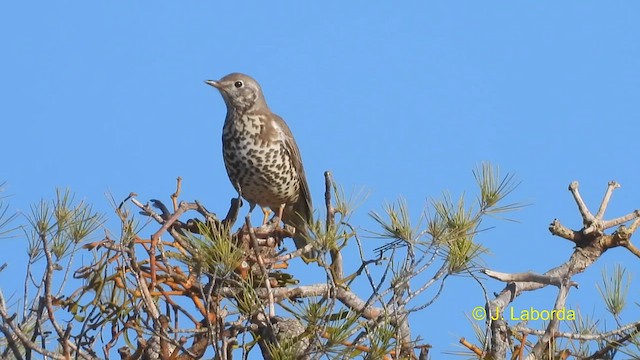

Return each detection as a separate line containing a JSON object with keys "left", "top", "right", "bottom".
{"left": 205, "top": 73, "right": 315, "bottom": 260}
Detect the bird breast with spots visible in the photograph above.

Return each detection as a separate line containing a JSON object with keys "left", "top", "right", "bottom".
{"left": 222, "top": 113, "right": 301, "bottom": 207}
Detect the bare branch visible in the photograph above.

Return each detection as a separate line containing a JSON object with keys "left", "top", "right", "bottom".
{"left": 245, "top": 214, "right": 276, "bottom": 317}
{"left": 482, "top": 269, "right": 578, "bottom": 289}
{"left": 528, "top": 277, "right": 573, "bottom": 359}
{"left": 548, "top": 219, "right": 582, "bottom": 243}
{"left": 568, "top": 181, "right": 595, "bottom": 225}
{"left": 595, "top": 181, "right": 620, "bottom": 220}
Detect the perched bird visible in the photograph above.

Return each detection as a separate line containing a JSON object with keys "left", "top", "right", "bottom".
{"left": 205, "top": 73, "right": 315, "bottom": 260}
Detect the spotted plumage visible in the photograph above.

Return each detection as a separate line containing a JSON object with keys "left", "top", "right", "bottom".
{"left": 205, "top": 73, "right": 314, "bottom": 259}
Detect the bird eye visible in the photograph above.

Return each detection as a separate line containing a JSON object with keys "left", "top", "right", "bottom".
{"left": 234, "top": 81, "right": 243, "bottom": 88}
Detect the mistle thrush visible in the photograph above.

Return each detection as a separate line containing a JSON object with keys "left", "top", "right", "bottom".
{"left": 205, "top": 73, "right": 314, "bottom": 260}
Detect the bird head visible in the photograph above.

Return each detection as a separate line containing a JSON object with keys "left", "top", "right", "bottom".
{"left": 205, "top": 73, "right": 268, "bottom": 113}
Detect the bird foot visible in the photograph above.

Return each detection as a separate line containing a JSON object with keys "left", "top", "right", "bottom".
{"left": 260, "top": 207, "right": 272, "bottom": 226}
{"left": 272, "top": 204, "right": 286, "bottom": 230}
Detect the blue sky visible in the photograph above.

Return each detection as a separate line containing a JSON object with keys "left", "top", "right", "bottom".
{"left": 2, "top": 2, "right": 640, "bottom": 358}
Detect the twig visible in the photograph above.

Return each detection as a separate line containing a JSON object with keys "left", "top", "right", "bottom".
{"left": 584, "top": 323, "right": 640, "bottom": 360}
{"left": 595, "top": 181, "right": 620, "bottom": 220}
{"left": 148, "top": 201, "right": 196, "bottom": 286}
{"left": 245, "top": 215, "right": 276, "bottom": 317}
{"left": 602, "top": 209, "right": 640, "bottom": 230}
{"left": 272, "top": 243, "right": 314, "bottom": 263}
{"left": 319, "top": 331, "right": 393, "bottom": 360}
{"left": 568, "top": 181, "right": 595, "bottom": 224}
{"left": 124, "top": 238, "right": 160, "bottom": 319}
{"left": 348, "top": 222, "right": 379, "bottom": 290}
{"left": 406, "top": 264, "right": 448, "bottom": 310}
{"left": 459, "top": 337, "right": 484, "bottom": 357}
{"left": 0, "top": 294, "right": 24, "bottom": 360}
{"left": 527, "top": 276, "right": 573, "bottom": 360}
{"left": 40, "top": 226, "right": 91, "bottom": 359}
{"left": 324, "top": 171, "right": 344, "bottom": 280}
{"left": 629, "top": 217, "right": 640, "bottom": 233}
{"left": 172, "top": 177, "right": 182, "bottom": 212}
{"left": 513, "top": 319, "right": 640, "bottom": 341}
{"left": 131, "top": 197, "right": 166, "bottom": 224}
{"left": 324, "top": 171, "right": 335, "bottom": 229}
{"left": 0, "top": 296, "right": 62, "bottom": 359}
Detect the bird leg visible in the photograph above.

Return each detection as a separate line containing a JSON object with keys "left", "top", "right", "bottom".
{"left": 261, "top": 207, "right": 272, "bottom": 226}
{"left": 275, "top": 203, "right": 286, "bottom": 229}
{"left": 272, "top": 203, "right": 287, "bottom": 246}
{"left": 262, "top": 204, "right": 286, "bottom": 228}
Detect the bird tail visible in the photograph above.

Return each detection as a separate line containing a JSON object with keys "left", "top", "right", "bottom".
{"left": 282, "top": 198, "right": 316, "bottom": 263}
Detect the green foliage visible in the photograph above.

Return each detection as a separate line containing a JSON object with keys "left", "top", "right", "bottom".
{"left": 430, "top": 193, "right": 486, "bottom": 273}
{"left": 566, "top": 310, "right": 600, "bottom": 357}
{"left": 321, "top": 309, "right": 360, "bottom": 352}
{"left": 371, "top": 162, "right": 521, "bottom": 274}
{"left": 309, "top": 216, "right": 351, "bottom": 256}
{"left": 25, "top": 189, "right": 105, "bottom": 261}
{"left": 473, "top": 162, "right": 522, "bottom": 216}
{"left": 597, "top": 264, "right": 631, "bottom": 318}
{"left": 370, "top": 198, "right": 417, "bottom": 244}
{"left": 309, "top": 178, "right": 367, "bottom": 255}
{"left": 329, "top": 177, "right": 368, "bottom": 221}
{"left": 267, "top": 339, "right": 301, "bottom": 360}
{"left": 188, "top": 222, "right": 244, "bottom": 277}
{"left": 232, "top": 276, "right": 261, "bottom": 317}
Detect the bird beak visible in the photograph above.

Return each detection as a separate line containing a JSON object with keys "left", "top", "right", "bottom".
{"left": 205, "top": 80, "right": 221, "bottom": 89}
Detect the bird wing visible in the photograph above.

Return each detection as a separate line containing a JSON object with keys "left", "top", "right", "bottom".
{"left": 268, "top": 113, "right": 313, "bottom": 220}
{"left": 264, "top": 112, "right": 315, "bottom": 259}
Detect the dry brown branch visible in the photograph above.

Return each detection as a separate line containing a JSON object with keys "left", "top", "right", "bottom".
{"left": 172, "top": 176, "right": 182, "bottom": 212}
{"left": 459, "top": 337, "right": 484, "bottom": 357}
